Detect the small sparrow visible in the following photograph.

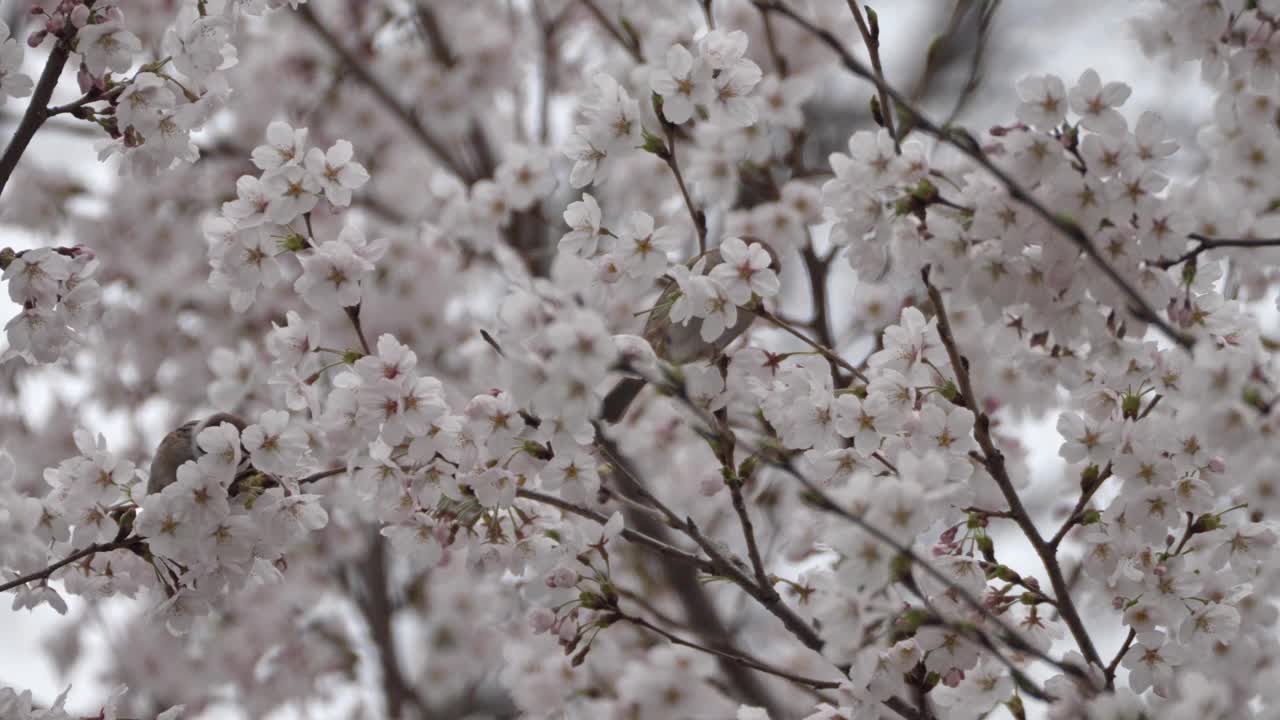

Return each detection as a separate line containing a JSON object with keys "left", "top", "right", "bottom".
{"left": 147, "top": 412, "right": 249, "bottom": 496}
{"left": 600, "top": 241, "right": 778, "bottom": 423}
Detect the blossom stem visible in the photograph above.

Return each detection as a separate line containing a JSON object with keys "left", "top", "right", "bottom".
{"left": 923, "top": 268, "right": 1105, "bottom": 671}
{"left": 0, "top": 35, "right": 72, "bottom": 199}
{"left": 755, "top": 0, "right": 1192, "bottom": 349}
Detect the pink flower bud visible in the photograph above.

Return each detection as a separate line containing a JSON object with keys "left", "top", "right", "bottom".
{"left": 27, "top": 30, "right": 47, "bottom": 48}
{"left": 1207, "top": 456, "right": 1226, "bottom": 473}
{"left": 70, "top": 4, "right": 89, "bottom": 27}
{"left": 46, "top": 15, "right": 64, "bottom": 33}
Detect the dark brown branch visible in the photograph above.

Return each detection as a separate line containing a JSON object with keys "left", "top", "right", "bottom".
{"left": 355, "top": 531, "right": 432, "bottom": 719}
{"left": 754, "top": 0, "right": 1191, "bottom": 349}
{"left": 0, "top": 35, "right": 72, "bottom": 198}
{"left": 414, "top": 1, "right": 457, "bottom": 68}
{"left": 923, "top": 268, "right": 1104, "bottom": 670}
{"left": 726, "top": 472, "right": 771, "bottom": 594}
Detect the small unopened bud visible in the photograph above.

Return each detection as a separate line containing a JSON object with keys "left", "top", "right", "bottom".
{"left": 1207, "top": 456, "right": 1226, "bottom": 473}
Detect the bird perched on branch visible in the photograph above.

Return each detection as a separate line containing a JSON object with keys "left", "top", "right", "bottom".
{"left": 147, "top": 412, "right": 249, "bottom": 496}
{"left": 600, "top": 239, "right": 779, "bottom": 423}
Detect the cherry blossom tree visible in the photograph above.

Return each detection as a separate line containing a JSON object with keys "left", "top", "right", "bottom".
{"left": 0, "top": 1, "right": 1275, "bottom": 719}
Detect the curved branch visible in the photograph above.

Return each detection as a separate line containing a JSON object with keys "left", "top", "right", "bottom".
{"left": 1150, "top": 232, "right": 1280, "bottom": 270}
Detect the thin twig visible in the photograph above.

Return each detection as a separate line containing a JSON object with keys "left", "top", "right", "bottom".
{"left": 0, "top": 538, "right": 140, "bottom": 594}
{"left": 1103, "top": 627, "right": 1136, "bottom": 689}
{"left": 295, "top": 5, "right": 470, "bottom": 180}
{"left": 726, "top": 473, "right": 771, "bottom": 594}
{"left": 577, "top": 0, "right": 643, "bottom": 63}
{"left": 1048, "top": 464, "right": 1112, "bottom": 548}
{"left": 654, "top": 99, "right": 708, "bottom": 253}
{"left": 755, "top": 307, "right": 869, "bottom": 383}
{"left": 847, "top": 1, "right": 898, "bottom": 151}
{"left": 345, "top": 303, "right": 373, "bottom": 356}
{"left": 596, "top": 429, "right": 829, "bottom": 655}
{"left": 515, "top": 488, "right": 716, "bottom": 573}
{"left": 1150, "top": 233, "right": 1280, "bottom": 269}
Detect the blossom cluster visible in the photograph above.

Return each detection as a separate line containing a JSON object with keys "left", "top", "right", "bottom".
{"left": 208, "top": 120, "right": 373, "bottom": 311}
{"left": 5, "top": 1, "right": 1280, "bottom": 719}
{"left": 0, "top": 246, "right": 99, "bottom": 363}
